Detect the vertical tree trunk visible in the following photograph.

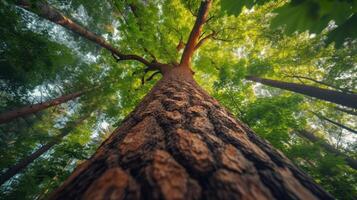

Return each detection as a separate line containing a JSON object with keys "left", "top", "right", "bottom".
{"left": 0, "top": 90, "right": 87, "bottom": 124}
{"left": 0, "top": 114, "right": 89, "bottom": 186}
{"left": 245, "top": 76, "right": 357, "bottom": 109}
{"left": 50, "top": 67, "right": 333, "bottom": 200}
{"left": 296, "top": 130, "right": 357, "bottom": 169}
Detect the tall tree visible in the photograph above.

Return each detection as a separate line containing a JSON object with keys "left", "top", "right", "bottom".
{"left": 296, "top": 130, "right": 357, "bottom": 169}
{"left": 311, "top": 112, "right": 357, "bottom": 134}
{"left": 16, "top": 0, "right": 335, "bottom": 199}
{"left": 0, "top": 89, "right": 90, "bottom": 124}
{"left": 0, "top": 113, "right": 90, "bottom": 186}
{"left": 245, "top": 76, "right": 357, "bottom": 109}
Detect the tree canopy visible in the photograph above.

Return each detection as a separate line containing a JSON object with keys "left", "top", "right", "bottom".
{"left": 0, "top": 0, "right": 356, "bottom": 199}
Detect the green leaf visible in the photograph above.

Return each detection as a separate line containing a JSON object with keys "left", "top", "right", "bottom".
{"left": 221, "top": 0, "right": 255, "bottom": 16}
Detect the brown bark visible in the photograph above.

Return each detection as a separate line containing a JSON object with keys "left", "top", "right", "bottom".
{"left": 180, "top": 0, "right": 212, "bottom": 67}
{"left": 0, "top": 90, "right": 87, "bottom": 124}
{"left": 16, "top": 0, "right": 169, "bottom": 73}
{"left": 246, "top": 76, "right": 357, "bottom": 109}
{"left": 0, "top": 114, "right": 89, "bottom": 186}
{"left": 296, "top": 130, "right": 357, "bottom": 169}
{"left": 50, "top": 68, "right": 333, "bottom": 200}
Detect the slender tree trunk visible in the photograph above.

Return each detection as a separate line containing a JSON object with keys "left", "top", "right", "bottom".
{"left": 0, "top": 114, "right": 89, "bottom": 186}
{"left": 286, "top": 75, "right": 355, "bottom": 94}
{"left": 296, "top": 130, "right": 357, "bottom": 169}
{"left": 50, "top": 67, "right": 333, "bottom": 200}
{"left": 0, "top": 90, "right": 87, "bottom": 124}
{"left": 245, "top": 76, "right": 357, "bottom": 109}
{"left": 335, "top": 106, "right": 357, "bottom": 116}
{"left": 312, "top": 112, "right": 357, "bottom": 134}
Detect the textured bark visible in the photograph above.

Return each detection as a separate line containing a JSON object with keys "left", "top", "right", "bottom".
{"left": 50, "top": 68, "right": 333, "bottom": 200}
{"left": 0, "top": 115, "right": 89, "bottom": 186}
{"left": 0, "top": 90, "right": 86, "bottom": 124}
{"left": 296, "top": 130, "right": 357, "bottom": 169}
{"left": 246, "top": 76, "right": 357, "bottom": 109}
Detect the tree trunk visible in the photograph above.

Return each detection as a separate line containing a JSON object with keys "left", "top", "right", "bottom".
{"left": 0, "top": 90, "right": 87, "bottom": 124}
{"left": 312, "top": 111, "right": 357, "bottom": 134}
{"left": 50, "top": 67, "right": 333, "bottom": 200}
{"left": 334, "top": 106, "right": 357, "bottom": 116}
{"left": 296, "top": 130, "right": 357, "bottom": 169}
{"left": 246, "top": 76, "right": 357, "bottom": 109}
{"left": 0, "top": 114, "right": 89, "bottom": 186}
{"left": 286, "top": 75, "right": 354, "bottom": 94}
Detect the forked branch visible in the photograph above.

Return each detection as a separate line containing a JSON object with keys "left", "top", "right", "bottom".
{"left": 194, "top": 32, "right": 216, "bottom": 50}
{"left": 17, "top": 0, "right": 169, "bottom": 73}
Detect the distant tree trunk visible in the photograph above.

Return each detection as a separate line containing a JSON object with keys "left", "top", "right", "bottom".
{"left": 296, "top": 130, "right": 357, "bottom": 169}
{"left": 0, "top": 114, "right": 89, "bottom": 186}
{"left": 0, "top": 89, "right": 87, "bottom": 124}
{"left": 50, "top": 67, "right": 333, "bottom": 200}
{"left": 334, "top": 106, "right": 357, "bottom": 116}
{"left": 245, "top": 76, "right": 357, "bottom": 109}
{"left": 286, "top": 75, "right": 355, "bottom": 94}
{"left": 311, "top": 112, "right": 357, "bottom": 134}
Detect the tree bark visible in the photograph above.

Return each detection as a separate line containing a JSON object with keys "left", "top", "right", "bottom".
{"left": 0, "top": 114, "right": 89, "bottom": 186}
{"left": 246, "top": 76, "right": 357, "bottom": 109}
{"left": 296, "top": 130, "right": 357, "bottom": 169}
{"left": 180, "top": 0, "right": 212, "bottom": 67}
{"left": 0, "top": 90, "right": 87, "bottom": 124}
{"left": 50, "top": 67, "right": 333, "bottom": 200}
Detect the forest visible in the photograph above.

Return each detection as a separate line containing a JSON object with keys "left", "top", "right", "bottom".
{"left": 0, "top": 0, "right": 356, "bottom": 199}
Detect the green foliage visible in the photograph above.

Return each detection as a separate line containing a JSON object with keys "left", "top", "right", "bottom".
{"left": 0, "top": 5, "right": 77, "bottom": 89}
{"left": 271, "top": 0, "right": 354, "bottom": 34}
{"left": 221, "top": 0, "right": 357, "bottom": 46}
{"left": 221, "top": 0, "right": 268, "bottom": 15}
{"left": 242, "top": 95, "right": 304, "bottom": 149}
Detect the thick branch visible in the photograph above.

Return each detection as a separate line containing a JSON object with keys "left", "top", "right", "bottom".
{"left": 180, "top": 0, "right": 212, "bottom": 67}
{"left": 16, "top": 0, "right": 169, "bottom": 73}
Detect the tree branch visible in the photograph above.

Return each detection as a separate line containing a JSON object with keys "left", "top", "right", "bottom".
{"left": 194, "top": 32, "right": 215, "bottom": 50}
{"left": 180, "top": 0, "right": 212, "bottom": 67}
{"left": 16, "top": 0, "right": 170, "bottom": 73}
